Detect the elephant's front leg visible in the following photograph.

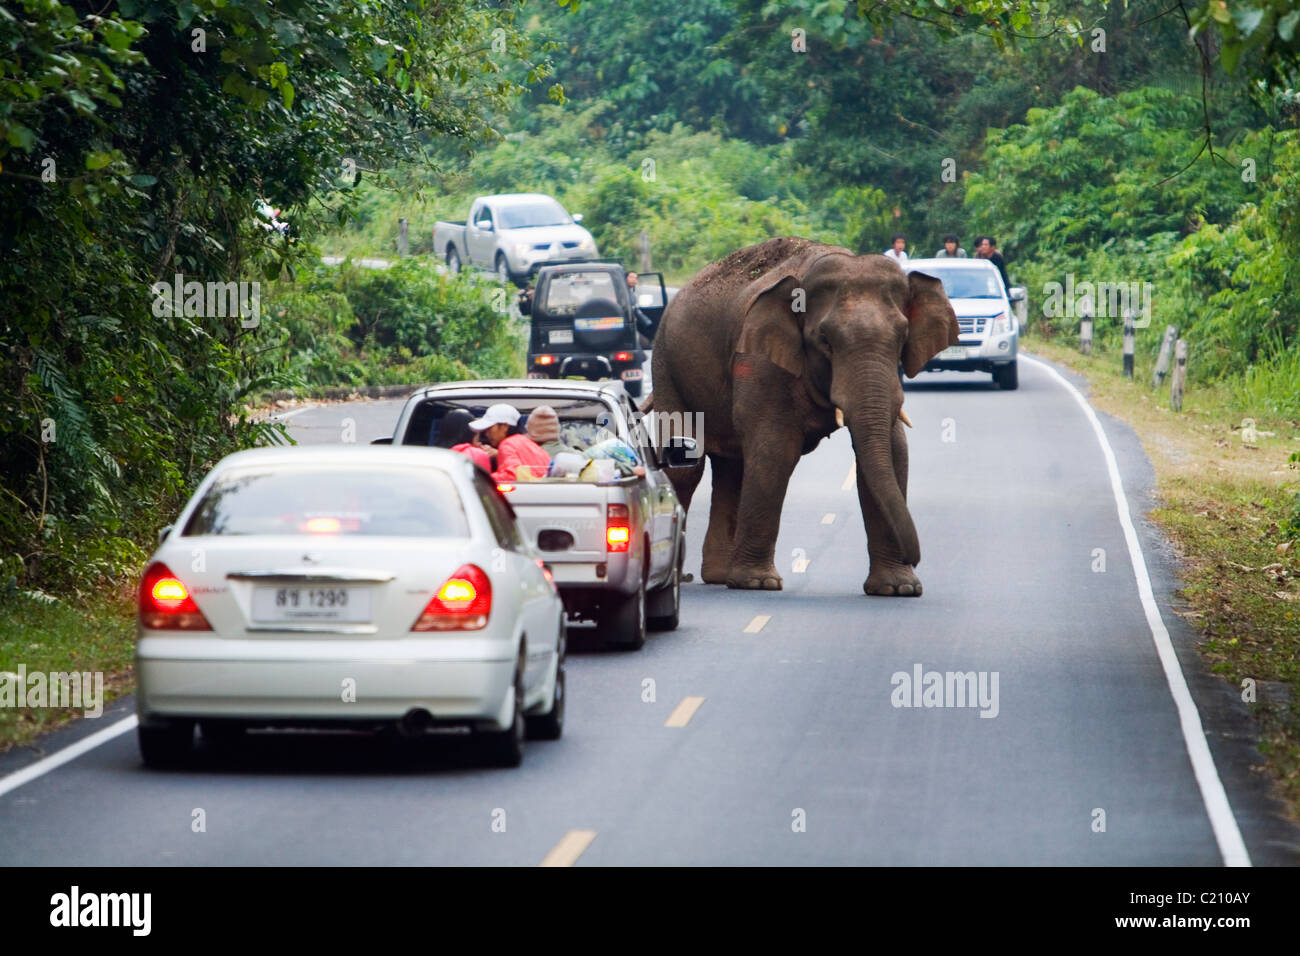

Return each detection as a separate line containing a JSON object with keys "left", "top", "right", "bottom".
{"left": 727, "top": 441, "right": 800, "bottom": 590}
{"left": 700, "top": 454, "right": 740, "bottom": 584}
{"left": 858, "top": 417, "right": 923, "bottom": 597}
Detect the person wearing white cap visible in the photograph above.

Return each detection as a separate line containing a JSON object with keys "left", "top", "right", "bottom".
{"left": 470, "top": 403, "right": 551, "bottom": 482}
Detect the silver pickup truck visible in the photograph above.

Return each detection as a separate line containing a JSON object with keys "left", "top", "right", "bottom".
{"left": 383, "top": 380, "right": 693, "bottom": 649}
{"left": 434, "top": 194, "right": 598, "bottom": 286}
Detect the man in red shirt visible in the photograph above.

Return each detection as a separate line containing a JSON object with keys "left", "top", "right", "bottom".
{"left": 469, "top": 403, "right": 552, "bottom": 482}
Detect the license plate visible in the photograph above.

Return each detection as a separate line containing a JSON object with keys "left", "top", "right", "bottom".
{"left": 940, "top": 346, "right": 967, "bottom": 359}
{"left": 621, "top": 369, "right": 643, "bottom": 380}
{"left": 549, "top": 329, "right": 573, "bottom": 345}
{"left": 252, "top": 587, "right": 371, "bottom": 623}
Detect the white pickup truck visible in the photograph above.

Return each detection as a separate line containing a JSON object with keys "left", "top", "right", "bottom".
{"left": 381, "top": 380, "right": 694, "bottom": 649}
{"left": 434, "top": 194, "right": 598, "bottom": 286}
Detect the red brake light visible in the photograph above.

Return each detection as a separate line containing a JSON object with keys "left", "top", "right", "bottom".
{"left": 606, "top": 504, "right": 630, "bottom": 552}
{"left": 614, "top": 351, "right": 634, "bottom": 362}
{"left": 412, "top": 564, "right": 492, "bottom": 631}
{"left": 139, "top": 562, "right": 212, "bottom": 630}
{"left": 536, "top": 354, "right": 556, "bottom": 366}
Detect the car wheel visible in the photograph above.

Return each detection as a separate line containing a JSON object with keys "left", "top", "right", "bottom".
{"left": 994, "top": 361, "right": 1019, "bottom": 390}
{"left": 446, "top": 246, "right": 461, "bottom": 274}
{"left": 647, "top": 541, "right": 682, "bottom": 631}
{"left": 526, "top": 623, "right": 565, "bottom": 741}
{"left": 495, "top": 254, "right": 511, "bottom": 287}
{"left": 601, "top": 582, "right": 646, "bottom": 650}
{"left": 483, "top": 661, "right": 525, "bottom": 767}
{"left": 138, "top": 720, "right": 195, "bottom": 768}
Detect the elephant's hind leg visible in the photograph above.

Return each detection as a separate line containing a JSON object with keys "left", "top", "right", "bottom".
{"left": 701, "top": 454, "right": 741, "bottom": 584}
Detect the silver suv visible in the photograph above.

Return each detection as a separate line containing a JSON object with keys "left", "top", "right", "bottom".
{"left": 905, "top": 258, "right": 1021, "bottom": 390}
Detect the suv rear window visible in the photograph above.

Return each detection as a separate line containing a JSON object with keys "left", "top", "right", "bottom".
{"left": 182, "top": 468, "right": 470, "bottom": 537}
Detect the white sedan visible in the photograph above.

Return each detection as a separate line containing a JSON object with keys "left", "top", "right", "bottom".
{"left": 135, "top": 446, "right": 565, "bottom": 768}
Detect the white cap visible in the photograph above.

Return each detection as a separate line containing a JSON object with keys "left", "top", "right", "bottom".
{"left": 468, "top": 403, "right": 520, "bottom": 432}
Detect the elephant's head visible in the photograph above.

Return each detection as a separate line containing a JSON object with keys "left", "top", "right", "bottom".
{"left": 735, "top": 243, "right": 959, "bottom": 566}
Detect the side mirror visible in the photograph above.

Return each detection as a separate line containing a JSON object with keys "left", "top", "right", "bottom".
{"left": 571, "top": 213, "right": 583, "bottom": 224}
{"left": 474, "top": 219, "right": 493, "bottom": 231}
{"left": 1009, "top": 286, "right": 1026, "bottom": 303}
{"left": 370, "top": 436, "right": 393, "bottom": 445}
{"left": 157, "top": 524, "right": 174, "bottom": 545}
{"left": 660, "top": 437, "right": 700, "bottom": 468}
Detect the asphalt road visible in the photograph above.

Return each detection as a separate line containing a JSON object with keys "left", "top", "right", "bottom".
{"left": 2, "top": 354, "right": 1296, "bottom": 865}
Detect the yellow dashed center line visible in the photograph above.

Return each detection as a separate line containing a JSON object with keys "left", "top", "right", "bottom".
{"left": 841, "top": 466, "right": 856, "bottom": 491}
{"left": 743, "top": 614, "right": 770, "bottom": 634}
{"left": 539, "top": 829, "right": 597, "bottom": 867}
{"left": 664, "top": 696, "right": 706, "bottom": 727}
{"left": 821, "top": 512, "right": 836, "bottom": 525}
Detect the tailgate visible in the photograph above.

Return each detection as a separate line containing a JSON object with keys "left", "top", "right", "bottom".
{"left": 502, "top": 483, "right": 611, "bottom": 559}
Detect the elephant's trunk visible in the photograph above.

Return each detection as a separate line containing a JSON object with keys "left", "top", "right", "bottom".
{"left": 833, "top": 359, "right": 921, "bottom": 567}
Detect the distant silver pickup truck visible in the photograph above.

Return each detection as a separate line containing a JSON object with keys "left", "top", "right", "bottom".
{"left": 434, "top": 193, "right": 598, "bottom": 286}
{"left": 383, "top": 380, "right": 694, "bottom": 650}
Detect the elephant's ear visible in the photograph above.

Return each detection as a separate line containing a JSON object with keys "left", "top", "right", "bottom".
{"left": 901, "top": 271, "right": 961, "bottom": 378}
{"left": 735, "top": 270, "right": 806, "bottom": 377}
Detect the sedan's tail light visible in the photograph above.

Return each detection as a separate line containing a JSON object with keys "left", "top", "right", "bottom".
{"left": 412, "top": 564, "right": 492, "bottom": 631}
{"left": 535, "top": 354, "right": 556, "bottom": 366}
{"left": 606, "top": 504, "right": 631, "bottom": 552}
{"left": 139, "top": 562, "right": 212, "bottom": 630}
{"left": 614, "top": 351, "right": 634, "bottom": 362}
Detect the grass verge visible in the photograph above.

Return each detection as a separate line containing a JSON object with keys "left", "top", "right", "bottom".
{"left": 0, "top": 588, "right": 136, "bottom": 751}
{"left": 1025, "top": 335, "right": 1300, "bottom": 818}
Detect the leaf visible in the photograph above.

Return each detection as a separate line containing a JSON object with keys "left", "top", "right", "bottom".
{"left": 1231, "top": 5, "right": 1264, "bottom": 37}
{"left": 4, "top": 123, "right": 35, "bottom": 150}
{"left": 1279, "top": 10, "right": 1300, "bottom": 41}
{"left": 85, "top": 150, "right": 114, "bottom": 170}
{"left": 129, "top": 173, "right": 157, "bottom": 187}
{"left": 280, "top": 81, "right": 294, "bottom": 110}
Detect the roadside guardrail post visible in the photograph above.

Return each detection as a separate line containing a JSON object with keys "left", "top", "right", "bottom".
{"left": 1152, "top": 324, "right": 1178, "bottom": 387}
{"left": 398, "top": 218, "right": 409, "bottom": 258}
{"left": 1170, "top": 338, "right": 1187, "bottom": 411}
{"left": 1122, "top": 310, "right": 1135, "bottom": 378}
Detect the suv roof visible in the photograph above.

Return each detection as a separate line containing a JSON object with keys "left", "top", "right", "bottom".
{"left": 414, "top": 378, "right": 630, "bottom": 399}
{"left": 905, "top": 258, "right": 999, "bottom": 272}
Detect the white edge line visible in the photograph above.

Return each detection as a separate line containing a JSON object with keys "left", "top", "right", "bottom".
{"left": 1021, "top": 354, "right": 1251, "bottom": 867}
{"left": 0, "top": 715, "right": 138, "bottom": 799}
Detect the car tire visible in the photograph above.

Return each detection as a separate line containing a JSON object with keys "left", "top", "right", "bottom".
{"left": 483, "top": 660, "right": 525, "bottom": 767}
{"left": 526, "top": 624, "right": 565, "bottom": 741}
{"left": 495, "top": 253, "right": 511, "bottom": 287}
{"left": 994, "top": 361, "right": 1019, "bottom": 390}
{"left": 601, "top": 582, "right": 646, "bottom": 650}
{"left": 647, "top": 541, "right": 682, "bottom": 631}
{"left": 446, "top": 246, "right": 461, "bottom": 274}
{"left": 138, "top": 720, "right": 195, "bottom": 768}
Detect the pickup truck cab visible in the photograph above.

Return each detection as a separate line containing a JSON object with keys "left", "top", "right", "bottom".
{"left": 525, "top": 260, "right": 667, "bottom": 399}
{"left": 435, "top": 194, "right": 598, "bottom": 286}
{"left": 904, "top": 258, "right": 1022, "bottom": 390}
{"left": 383, "top": 380, "right": 692, "bottom": 649}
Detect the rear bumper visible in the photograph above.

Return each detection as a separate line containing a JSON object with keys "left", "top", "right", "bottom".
{"left": 135, "top": 634, "right": 516, "bottom": 725}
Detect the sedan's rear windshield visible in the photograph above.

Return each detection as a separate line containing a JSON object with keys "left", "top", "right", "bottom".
{"left": 918, "top": 268, "right": 1004, "bottom": 299}
{"left": 182, "top": 468, "right": 470, "bottom": 537}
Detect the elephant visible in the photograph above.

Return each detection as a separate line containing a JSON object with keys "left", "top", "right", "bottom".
{"left": 646, "top": 236, "right": 959, "bottom": 596}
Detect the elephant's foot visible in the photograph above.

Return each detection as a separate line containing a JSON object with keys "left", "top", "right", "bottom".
{"left": 864, "top": 563, "right": 922, "bottom": 597}
{"left": 727, "top": 564, "right": 783, "bottom": 590}
{"left": 700, "top": 558, "right": 730, "bottom": 585}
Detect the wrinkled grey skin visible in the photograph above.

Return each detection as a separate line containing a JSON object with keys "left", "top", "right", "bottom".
{"left": 647, "top": 237, "right": 959, "bottom": 596}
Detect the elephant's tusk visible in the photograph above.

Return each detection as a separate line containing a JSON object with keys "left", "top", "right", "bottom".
{"left": 835, "top": 408, "right": 844, "bottom": 428}
{"left": 898, "top": 407, "right": 913, "bottom": 428}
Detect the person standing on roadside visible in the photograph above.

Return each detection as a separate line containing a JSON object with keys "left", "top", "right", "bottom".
{"left": 975, "top": 235, "right": 1011, "bottom": 291}
{"left": 935, "top": 234, "right": 967, "bottom": 258}
{"left": 883, "top": 234, "right": 909, "bottom": 263}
